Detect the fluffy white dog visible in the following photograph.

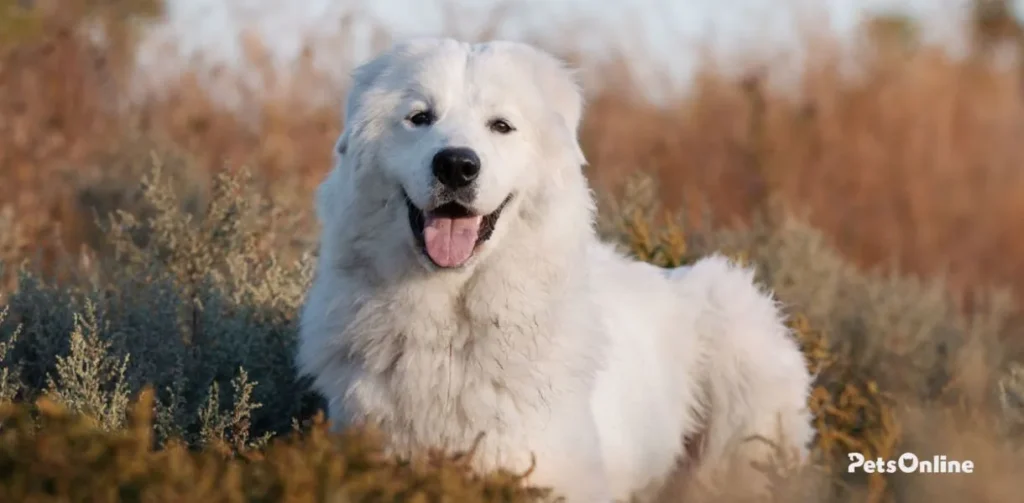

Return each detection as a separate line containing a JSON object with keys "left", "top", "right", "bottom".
{"left": 297, "top": 37, "right": 814, "bottom": 502}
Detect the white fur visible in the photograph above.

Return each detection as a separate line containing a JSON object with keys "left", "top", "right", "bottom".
{"left": 297, "top": 37, "right": 814, "bottom": 502}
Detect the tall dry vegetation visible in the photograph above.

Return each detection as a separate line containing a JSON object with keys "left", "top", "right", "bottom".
{"left": 1, "top": 1, "right": 1024, "bottom": 502}
{"left": 3, "top": 2, "right": 1024, "bottom": 302}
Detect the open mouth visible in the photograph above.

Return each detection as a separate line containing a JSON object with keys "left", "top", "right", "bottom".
{"left": 405, "top": 192, "right": 513, "bottom": 269}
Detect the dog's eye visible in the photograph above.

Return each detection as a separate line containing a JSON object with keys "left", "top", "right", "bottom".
{"left": 407, "top": 111, "right": 435, "bottom": 127}
{"left": 488, "top": 118, "right": 515, "bottom": 134}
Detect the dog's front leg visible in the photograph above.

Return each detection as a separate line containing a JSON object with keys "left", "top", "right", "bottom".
{"left": 526, "top": 444, "right": 612, "bottom": 503}
{"left": 519, "top": 402, "right": 613, "bottom": 503}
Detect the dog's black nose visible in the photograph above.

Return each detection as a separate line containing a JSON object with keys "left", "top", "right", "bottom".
{"left": 432, "top": 147, "right": 481, "bottom": 189}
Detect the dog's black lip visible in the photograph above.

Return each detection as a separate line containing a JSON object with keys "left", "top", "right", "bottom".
{"left": 404, "top": 191, "right": 513, "bottom": 267}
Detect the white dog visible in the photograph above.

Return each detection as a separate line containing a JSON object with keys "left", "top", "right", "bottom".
{"left": 297, "top": 37, "right": 814, "bottom": 502}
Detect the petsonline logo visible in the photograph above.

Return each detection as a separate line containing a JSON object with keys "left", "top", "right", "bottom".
{"left": 847, "top": 453, "right": 974, "bottom": 474}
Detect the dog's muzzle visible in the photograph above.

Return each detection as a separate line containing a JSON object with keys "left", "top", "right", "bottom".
{"left": 405, "top": 192, "right": 513, "bottom": 269}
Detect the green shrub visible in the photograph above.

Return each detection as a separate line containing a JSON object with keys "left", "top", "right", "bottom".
{"left": 0, "top": 154, "right": 320, "bottom": 449}
{"left": 0, "top": 157, "right": 1021, "bottom": 502}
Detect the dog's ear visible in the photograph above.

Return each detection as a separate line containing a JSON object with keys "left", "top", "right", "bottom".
{"left": 343, "top": 51, "right": 392, "bottom": 121}
{"left": 324, "top": 48, "right": 396, "bottom": 221}
{"left": 333, "top": 131, "right": 349, "bottom": 156}
{"left": 336, "top": 50, "right": 392, "bottom": 159}
{"left": 338, "top": 38, "right": 452, "bottom": 160}
{"left": 315, "top": 159, "right": 345, "bottom": 223}
{"left": 522, "top": 46, "right": 587, "bottom": 167}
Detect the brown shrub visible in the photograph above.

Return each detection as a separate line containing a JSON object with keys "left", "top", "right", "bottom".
{"left": 4, "top": 3, "right": 1024, "bottom": 303}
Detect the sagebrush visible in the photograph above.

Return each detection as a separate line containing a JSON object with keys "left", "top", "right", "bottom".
{"left": 0, "top": 158, "right": 1021, "bottom": 501}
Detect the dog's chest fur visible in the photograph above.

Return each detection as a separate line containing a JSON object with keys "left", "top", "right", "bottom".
{"left": 332, "top": 264, "right": 597, "bottom": 467}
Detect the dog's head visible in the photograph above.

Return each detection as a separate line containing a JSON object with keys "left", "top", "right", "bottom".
{"left": 320, "top": 38, "right": 587, "bottom": 273}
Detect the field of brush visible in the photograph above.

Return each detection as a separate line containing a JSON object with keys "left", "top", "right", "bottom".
{"left": 1, "top": 1, "right": 1023, "bottom": 501}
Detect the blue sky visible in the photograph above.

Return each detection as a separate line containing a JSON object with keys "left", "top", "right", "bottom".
{"left": 133, "top": 0, "right": 1024, "bottom": 104}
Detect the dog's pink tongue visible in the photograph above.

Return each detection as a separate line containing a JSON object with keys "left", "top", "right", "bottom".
{"left": 423, "top": 215, "right": 483, "bottom": 268}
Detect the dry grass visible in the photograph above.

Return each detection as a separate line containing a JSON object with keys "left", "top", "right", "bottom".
{"left": 585, "top": 38, "right": 1024, "bottom": 305}
{"left": 1, "top": 1, "right": 1024, "bottom": 502}
{"left": 0, "top": 391, "right": 556, "bottom": 502}
{"left": 4, "top": 3, "right": 1024, "bottom": 302}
